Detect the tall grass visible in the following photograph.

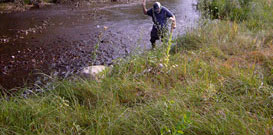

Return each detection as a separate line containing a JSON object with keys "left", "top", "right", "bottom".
{"left": 0, "top": 0, "right": 272, "bottom": 134}
{"left": 198, "top": 0, "right": 253, "bottom": 21}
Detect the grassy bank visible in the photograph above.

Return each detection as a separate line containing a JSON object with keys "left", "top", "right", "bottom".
{"left": 0, "top": 0, "right": 272, "bottom": 134}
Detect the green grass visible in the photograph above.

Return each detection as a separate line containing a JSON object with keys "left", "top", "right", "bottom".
{"left": 198, "top": 0, "right": 253, "bottom": 21}
{"left": 0, "top": 0, "right": 272, "bottom": 134}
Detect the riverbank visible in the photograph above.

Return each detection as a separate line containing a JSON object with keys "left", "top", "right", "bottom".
{"left": 0, "top": 0, "right": 143, "bottom": 14}
{"left": 0, "top": 0, "right": 272, "bottom": 134}
{"left": 0, "top": 2, "right": 54, "bottom": 14}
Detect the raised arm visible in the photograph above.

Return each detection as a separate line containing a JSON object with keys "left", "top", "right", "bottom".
{"left": 142, "top": 0, "right": 148, "bottom": 15}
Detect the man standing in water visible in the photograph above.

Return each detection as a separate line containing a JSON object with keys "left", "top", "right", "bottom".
{"left": 142, "top": 0, "right": 176, "bottom": 49}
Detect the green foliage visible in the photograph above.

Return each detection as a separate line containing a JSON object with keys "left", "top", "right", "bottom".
{"left": 198, "top": 0, "right": 253, "bottom": 21}
{"left": 198, "top": 0, "right": 273, "bottom": 31}
{"left": 24, "top": 0, "right": 30, "bottom": 5}
{"left": 160, "top": 112, "right": 192, "bottom": 135}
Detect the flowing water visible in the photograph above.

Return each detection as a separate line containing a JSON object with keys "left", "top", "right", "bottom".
{"left": 0, "top": 0, "right": 199, "bottom": 90}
